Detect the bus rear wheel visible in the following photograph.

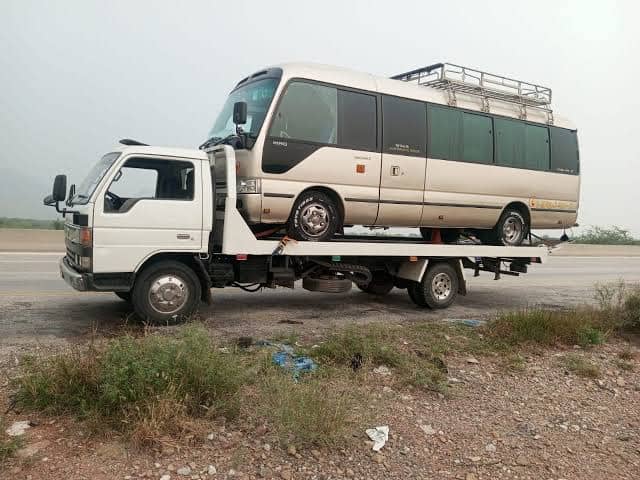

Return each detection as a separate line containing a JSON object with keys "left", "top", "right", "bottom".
{"left": 491, "top": 209, "right": 528, "bottom": 246}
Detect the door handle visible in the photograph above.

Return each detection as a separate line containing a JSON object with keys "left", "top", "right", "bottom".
{"left": 176, "top": 233, "right": 191, "bottom": 240}
{"left": 391, "top": 166, "right": 400, "bottom": 176}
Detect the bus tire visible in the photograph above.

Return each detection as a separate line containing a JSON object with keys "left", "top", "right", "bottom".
{"left": 357, "top": 271, "right": 394, "bottom": 295}
{"left": 408, "top": 262, "right": 458, "bottom": 309}
{"left": 288, "top": 190, "right": 340, "bottom": 241}
{"left": 132, "top": 260, "right": 201, "bottom": 325}
{"left": 492, "top": 209, "right": 528, "bottom": 246}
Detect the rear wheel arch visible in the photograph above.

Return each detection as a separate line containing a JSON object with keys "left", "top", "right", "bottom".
{"left": 499, "top": 201, "right": 531, "bottom": 228}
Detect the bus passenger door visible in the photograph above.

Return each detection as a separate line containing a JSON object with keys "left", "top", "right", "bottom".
{"left": 375, "top": 96, "right": 427, "bottom": 226}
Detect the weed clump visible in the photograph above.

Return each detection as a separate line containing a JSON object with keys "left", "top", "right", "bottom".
{"left": 15, "top": 327, "right": 246, "bottom": 445}
{"left": 562, "top": 354, "right": 601, "bottom": 378}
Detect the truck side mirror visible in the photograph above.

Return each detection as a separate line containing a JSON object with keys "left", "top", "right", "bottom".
{"left": 52, "top": 174, "right": 67, "bottom": 202}
{"left": 233, "top": 101, "right": 247, "bottom": 125}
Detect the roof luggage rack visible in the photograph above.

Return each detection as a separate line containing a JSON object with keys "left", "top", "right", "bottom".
{"left": 391, "top": 63, "right": 554, "bottom": 123}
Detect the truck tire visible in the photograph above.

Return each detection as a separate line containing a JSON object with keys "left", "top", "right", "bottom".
{"left": 357, "top": 271, "right": 394, "bottom": 295}
{"left": 288, "top": 190, "right": 340, "bottom": 241}
{"left": 132, "top": 261, "right": 201, "bottom": 324}
{"left": 114, "top": 291, "right": 131, "bottom": 302}
{"left": 407, "top": 262, "right": 459, "bottom": 309}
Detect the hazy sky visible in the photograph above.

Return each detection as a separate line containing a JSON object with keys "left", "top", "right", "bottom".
{"left": 1, "top": 0, "right": 639, "bottom": 234}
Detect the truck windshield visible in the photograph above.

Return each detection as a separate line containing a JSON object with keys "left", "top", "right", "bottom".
{"left": 207, "top": 78, "right": 279, "bottom": 145}
{"left": 71, "top": 152, "right": 120, "bottom": 204}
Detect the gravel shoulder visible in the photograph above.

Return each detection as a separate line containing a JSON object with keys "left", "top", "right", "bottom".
{"left": 2, "top": 339, "right": 639, "bottom": 480}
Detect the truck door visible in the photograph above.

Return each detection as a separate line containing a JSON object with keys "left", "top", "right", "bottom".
{"left": 375, "top": 95, "right": 427, "bottom": 226}
{"left": 92, "top": 156, "right": 203, "bottom": 273}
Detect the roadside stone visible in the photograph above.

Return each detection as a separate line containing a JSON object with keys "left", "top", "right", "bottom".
{"left": 466, "top": 474, "right": 478, "bottom": 480}
{"left": 420, "top": 424, "right": 436, "bottom": 435}
{"left": 208, "top": 465, "right": 217, "bottom": 475}
{"left": 466, "top": 357, "right": 479, "bottom": 364}
{"left": 6, "top": 420, "right": 32, "bottom": 437}
{"left": 485, "top": 443, "right": 497, "bottom": 453}
{"left": 515, "top": 455, "right": 530, "bottom": 466}
{"left": 311, "top": 449, "right": 322, "bottom": 460}
{"left": 160, "top": 475, "right": 171, "bottom": 480}
{"left": 263, "top": 443, "right": 271, "bottom": 451}
{"left": 177, "top": 467, "right": 192, "bottom": 476}
{"left": 373, "top": 453, "right": 384, "bottom": 464}
{"left": 616, "top": 377, "right": 626, "bottom": 387}
{"left": 373, "top": 365, "right": 392, "bottom": 375}
{"left": 280, "top": 470, "right": 292, "bottom": 480}
{"left": 468, "top": 456, "right": 481, "bottom": 463}
{"left": 287, "top": 444, "right": 297, "bottom": 456}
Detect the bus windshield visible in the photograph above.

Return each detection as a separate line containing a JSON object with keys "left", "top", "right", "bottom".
{"left": 208, "top": 78, "right": 279, "bottom": 144}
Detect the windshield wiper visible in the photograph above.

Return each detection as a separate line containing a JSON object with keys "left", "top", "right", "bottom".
{"left": 199, "top": 136, "right": 223, "bottom": 151}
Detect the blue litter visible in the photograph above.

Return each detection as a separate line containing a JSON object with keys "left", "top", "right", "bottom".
{"left": 272, "top": 349, "right": 317, "bottom": 379}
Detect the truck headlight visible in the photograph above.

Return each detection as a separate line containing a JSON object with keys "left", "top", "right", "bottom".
{"left": 237, "top": 178, "right": 260, "bottom": 194}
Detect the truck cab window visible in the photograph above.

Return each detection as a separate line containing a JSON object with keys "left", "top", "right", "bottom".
{"left": 104, "top": 158, "right": 195, "bottom": 213}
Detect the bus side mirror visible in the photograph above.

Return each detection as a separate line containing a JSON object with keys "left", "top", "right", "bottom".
{"left": 52, "top": 175, "right": 67, "bottom": 202}
{"left": 233, "top": 101, "right": 247, "bottom": 125}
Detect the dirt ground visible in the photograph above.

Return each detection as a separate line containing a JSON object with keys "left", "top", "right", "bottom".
{"left": 1, "top": 331, "right": 639, "bottom": 480}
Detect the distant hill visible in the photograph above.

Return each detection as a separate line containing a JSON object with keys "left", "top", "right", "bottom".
{"left": 0, "top": 168, "right": 56, "bottom": 219}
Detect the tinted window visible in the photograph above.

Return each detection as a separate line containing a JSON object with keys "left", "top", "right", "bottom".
{"left": 551, "top": 127, "right": 579, "bottom": 174}
{"left": 525, "top": 124, "right": 550, "bottom": 171}
{"left": 269, "top": 81, "right": 337, "bottom": 144}
{"left": 428, "top": 104, "right": 462, "bottom": 160}
{"left": 495, "top": 118, "right": 526, "bottom": 168}
{"left": 338, "top": 90, "right": 377, "bottom": 151}
{"left": 462, "top": 112, "right": 493, "bottom": 164}
{"left": 382, "top": 96, "right": 426, "bottom": 156}
{"left": 428, "top": 106, "right": 493, "bottom": 164}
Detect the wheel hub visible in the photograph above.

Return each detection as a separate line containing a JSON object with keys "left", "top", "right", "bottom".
{"left": 431, "top": 272, "right": 452, "bottom": 301}
{"left": 502, "top": 217, "right": 523, "bottom": 244}
{"left": 149, "top": 275, "right": 189, "bottom": 314}
{"left": 300, "top": 203, "right": 329, "bottom": 237}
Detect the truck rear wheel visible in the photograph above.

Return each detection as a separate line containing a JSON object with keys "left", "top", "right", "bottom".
{"left": 132, "top": 261, "right": 201, "bottom": 324}
{"left": 408, "top": 262, "right": 459, "bottom": 309}
{"left": 357, "top": 271, "right": 394, "bottom": 295}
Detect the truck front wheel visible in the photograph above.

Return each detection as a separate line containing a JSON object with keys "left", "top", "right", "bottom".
{"left": 132, "top": 261, "right": 201, "bottom": 324}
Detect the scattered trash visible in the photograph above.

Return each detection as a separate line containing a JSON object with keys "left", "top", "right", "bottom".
{"left": 278, "top": 319, "right": 304, "bottom": 325}
{"left": 366, "top": 426, "right": 389, "bottom": 451}
{"left": 350, "top": 353, "right": 363, "bottom": 371}
{"left": 6, "top": 420, "right": 32, "bottom": 437}
{"left": 373, "top": 365, "right": 391, "bottom": 376}
{"left": 444, "top": 318, "right": 484, "bottom": 327}
{"left": 272, "top": 348, "right": 317, "bottom": 379}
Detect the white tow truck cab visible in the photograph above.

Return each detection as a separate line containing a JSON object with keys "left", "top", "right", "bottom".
{"left": 46, "top": 140, "right": 547, "bottom": 324}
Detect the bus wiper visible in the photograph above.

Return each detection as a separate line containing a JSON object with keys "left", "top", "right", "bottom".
{"left": 199, "top": 136, "right": 223, "bottom": 151}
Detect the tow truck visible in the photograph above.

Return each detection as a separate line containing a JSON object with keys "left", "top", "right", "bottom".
{"left": 46, "top": 141, "right": 547, "bottom": 324}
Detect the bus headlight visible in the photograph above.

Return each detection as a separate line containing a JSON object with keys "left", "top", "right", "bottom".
{"left": 237, "top": 178, "right": 260, "bottom": 194}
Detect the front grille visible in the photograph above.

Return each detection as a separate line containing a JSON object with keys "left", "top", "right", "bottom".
{"left": 66, "top": 247, "right": 81, "bottom": 268}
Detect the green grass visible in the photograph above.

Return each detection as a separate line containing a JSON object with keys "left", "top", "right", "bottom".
{"left": 562, "top": 354, "right": 601, "bottom": 378}
{"left": 256, "top": 370, "right": 358, "bottom": 446}
{"left": 0, "top": 217, "right": 63, "bottom": 230}
{"left": 485, "top": 308, "right": 619, "bottom": 348}
{"left": 15, "top": 327, "right": 248, "bottom": 445}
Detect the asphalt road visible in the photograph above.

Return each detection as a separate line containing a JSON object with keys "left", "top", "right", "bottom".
{"left": 1, "top": 252, "right": 639, "bottom": 345}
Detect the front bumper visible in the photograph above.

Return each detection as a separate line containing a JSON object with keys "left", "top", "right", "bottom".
{"left": 59, "top": 256, "right": 93, "bottom": 291}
